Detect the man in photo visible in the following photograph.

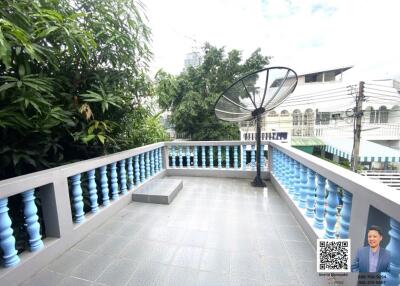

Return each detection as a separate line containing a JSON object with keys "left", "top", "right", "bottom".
{"left": 351, "top": 225, "right": 391, "bottom": 273}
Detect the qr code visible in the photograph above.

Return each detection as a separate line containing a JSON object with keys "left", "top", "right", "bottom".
{"left": 317, "top": 239, "right": 351, "bottom": 273}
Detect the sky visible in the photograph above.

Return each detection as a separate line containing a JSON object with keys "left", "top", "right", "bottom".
{"left": 142, "top": 0, "right": 400, "bottom": 81}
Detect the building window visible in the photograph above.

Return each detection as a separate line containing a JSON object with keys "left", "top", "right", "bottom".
{"left": 316, "top": 112, "right": 330, "bottom": 125}
{"left": 379, "top": 106, "right": 388, "bottom": 123}
{"left": 293, "top": 110, "right": 302, "bottom": 125}
{"left": 305, "top": 72, "right": 323, "bottom": 83}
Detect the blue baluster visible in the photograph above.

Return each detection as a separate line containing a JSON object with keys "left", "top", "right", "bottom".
{"left": 127, "top": 157, "right": 134, "bottom": 190}
{"left": 234, "top": 146, "right": 238, "bottom": 169}
{"left": 209, "top": 146, "right": 214, "bottom": 169}
{"left": 298, "top": 164, "right": 308, "bottom": 209}
{"left": 293, "top": 161, "right": 301, "bottom": 201}
{"left": 171, "top": 146, "right": 176, "bottom": 168}
{"left": 242, "top": 145, "right": 247, "bottom": 170}
{"left": 202, "top": 146, "right": 206, "bottom": 168}
{"left": 154, "top": 149, "right": 159, "bottom": 173}
{"left": 386, "top": 218, "right": 400, "bottom": 286}
{"left": 87, "top": 169, "right": 99, "bottom": 212}
{"left": 110, "top": 163, "right": 119, "bottom": 200}
{"left": 22, "top": 190, "right": 44, "bottom": 251}
{"left": 119, "top": 160, "right": 127, "bottom": 195}
{"left": 259, "top": 144, "right": 265, "bottom": 171}
{"left": 145, "top": 152, "right": 150, "bottom": 178}
{"left": 99, "top": 166, "right": 110, "bottom": 206}
{"left": 158, "top": 148, "right": 163, "bottom": 170}
{"left": 193, "top": 146, "right": 198, "bottom": 168}
{"left": 71, "top": 174, "right": 85, "bottom": 222}
{"left": 150, "top": 150, "right": 155, "bottom": 175}
{"left": 338, "top": 190, "right": 352, "bottom": 238}
{"left": 0, "top": 198, "right": 20, "bottom": 267}
{"left": 178, "top": 146, "right": 183, "bottom": 168}
{"left": 134, "top": 156, "right": 141, "bottom": 185}
{"left": 218, "top": 146, "right": 222, "bottom": 169}
{"left": 313, "top": 174, "right": 326, "bottom": 230}
{"left": 186, "top": 146, "right": 191, "bottom": 168}
{"left": 287, "top": 158, "right": 296, "bottom": 195}
{"left": 225, "top": 146, "right": 230, "bottom": 168}
{"left": 278, "top": 151, "right": 285, "bottom": 181}
{"left": 251, "top": 145, "right": 256, "bottom": 170}
{"left": 324, "top": 180, "right": 339, "bottom": 239}
{"left": 305, "top": 169, "right": 316, "bottom": 218}
{"left": 281, "top": 154, "right": 289, "bottom": 188}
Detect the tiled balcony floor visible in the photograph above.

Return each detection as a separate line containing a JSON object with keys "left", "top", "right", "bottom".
{"left": 22, "top": 176, "right": 326, "bottom": 286}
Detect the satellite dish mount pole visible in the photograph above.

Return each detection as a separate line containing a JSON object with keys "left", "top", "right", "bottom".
{"left": 252, "top": 110, "right": 266, "bottom": 187}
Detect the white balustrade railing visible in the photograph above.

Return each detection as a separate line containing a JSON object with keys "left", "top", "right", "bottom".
{"left": 164, "top": 141, "right": 268, "bottom": 173}
{"left": 0, "top": 142, "right": 165, "bottom": 284}
{"left": 269, "top": 141, "right": 400, "bottom": 285}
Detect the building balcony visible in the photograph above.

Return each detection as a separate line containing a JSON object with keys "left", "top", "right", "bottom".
{"left": 0, "top": 141, "right": 399, "bottom": 286}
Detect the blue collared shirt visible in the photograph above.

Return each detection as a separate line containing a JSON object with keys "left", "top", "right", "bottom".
{"left": 369, "top": 246, "right": 380, "bottom": 272}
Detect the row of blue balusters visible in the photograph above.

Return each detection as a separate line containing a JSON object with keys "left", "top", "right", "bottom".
{"left": 272, "top": 147, "right": 400, "bottom": 285}
{"left": 271, "top": 148, "right": 352, "bottom": 239}
{"left": 169, "top": 145, "right": 265, "bottom": 170}
{"left": 70, "top": 148, "right": 164, "bottom": 224}
{"left": 0, "top": 190, "right": 43, "bottom": 267}
{"left": 0, "top": 148, "right": 164, "bottom": 268}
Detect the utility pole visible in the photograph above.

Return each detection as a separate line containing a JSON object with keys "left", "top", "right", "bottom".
{"left": 351, "top": 81, "right": 364, "bottom": 172}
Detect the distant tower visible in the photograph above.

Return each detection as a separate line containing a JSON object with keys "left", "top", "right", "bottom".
{"left": 184, "top": 52, "right": 202, "bottom": 69}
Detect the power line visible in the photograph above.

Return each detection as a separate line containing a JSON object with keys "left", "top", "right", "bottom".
{"left": 364, "top": 86, "right": 400, "bottom": 95}
{"left": 284, "top": 90, "right": 353, "bottom": 103}
{"left": 365, "top": 82, "right": 398, "bottom": 89}
{"left": 285, "top": 86, "right": 352, "bottom": 101}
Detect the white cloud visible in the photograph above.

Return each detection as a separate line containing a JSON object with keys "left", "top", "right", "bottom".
{"left": 143, "top": 0, "right": 400, "bottom": 80}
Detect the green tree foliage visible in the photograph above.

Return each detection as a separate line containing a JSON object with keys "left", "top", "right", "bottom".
{"left": 156, "top": 43, "right": 270, "bottom": 140}
{"left": 0, "top": 0, "right": 167, "bottom": 179}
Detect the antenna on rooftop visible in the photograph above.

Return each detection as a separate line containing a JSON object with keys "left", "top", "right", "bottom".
{"left": 214, "top": 67, "right": 298, "bottom": 187}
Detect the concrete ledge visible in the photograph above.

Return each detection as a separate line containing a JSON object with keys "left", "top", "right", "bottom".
{"left": 132, "top": 178, "right": 183, "bottom": 204}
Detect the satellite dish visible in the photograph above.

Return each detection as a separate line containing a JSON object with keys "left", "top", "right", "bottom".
{"left": 214, "top": 66, "right": 298, "bottom": 187}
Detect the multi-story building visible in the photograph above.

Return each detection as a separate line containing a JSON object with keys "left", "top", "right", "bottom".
{"left": 240, "top": 66, "right": 400, "bottom": 170}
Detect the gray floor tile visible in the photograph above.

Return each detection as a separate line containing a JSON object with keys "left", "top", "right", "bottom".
{"left": 263, "top": 256, "right": 299, "bottom": 284}
{"left": 277, "top": 226, "right": 308, "bottom": 242}
{"left": 200, "top": 249, "right": 230, "bottom": 274}
{"left": 228, "top": 275, "right": 267, "bottom": 286}
{"left": 71, "top": 253, "right": 113, "bottom": 281}
{"left": 47, "top": 250, "right": 90, "bottom": 275}
{"left": 148, "top": 241, "right": 178, "bottom": 264}
{"left": 284, "top": 241, "right": 316, "bottom": 261}
{"left": 95, "top": 236, "right": 130, "bottom": 257}
{"left": 230, "top": 252, "right": 266, "bottom": 280}
{"left": 171, "top": 246, "right": 203, "bottom": 269}
{"left": 269, "top": 214, "right": 298, "bottom": 226}
{"left": 59, "top": 276, "right": 92, "bottom": 286}
{"left": 181, "top": 230, "right": 208, "bottom": 247}
{"left": 256, "top": 237, "right": 288, "bottom": 257}
{"left": 120, "top": 239, "right": 156, "bottom": 261}
{"left": 293, "top": 260, "right": 328, "bottom": 286}
{"left": 96, "top": 258, "right": 138, "bottom": 286}
{"left": 196, "top": 271, "right": 229, "bottom": 286}
{"left": 164, "top": 266, "right": 199, "bottom": 286}
{"left": 22, "top": 270, "right": 65, "bottom": 286}
{"left": 126, "top": 261, "right": 169, "bottom": 286}
{"left": 73, "top": 233, "right": 110, "bottom": 253}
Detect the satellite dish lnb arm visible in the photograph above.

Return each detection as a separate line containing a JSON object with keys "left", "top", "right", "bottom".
{"left": 241, "top": 80, "right": 258, "bottom": 109}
